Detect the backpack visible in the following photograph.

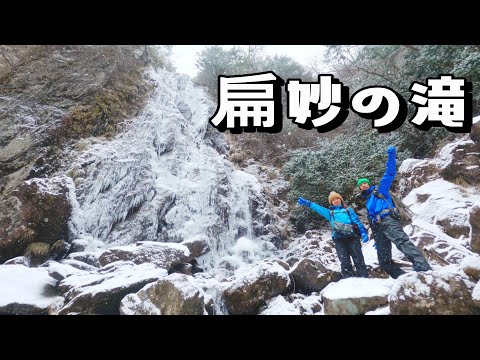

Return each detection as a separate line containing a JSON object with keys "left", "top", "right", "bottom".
{"left": 372, "top": 189, "right": 413, "bottom": 226}
{"left": 329, "top": 208, "right": 360, "bottom": 240}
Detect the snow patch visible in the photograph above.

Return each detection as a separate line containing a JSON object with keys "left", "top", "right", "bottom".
{"left": 0, "top": 265, "right": 59, "bottom": 309}
{"left": 398, "top": 158, "right": 426, "bottom": 174}
{"left": 260, "top": 296, "right": 300, "bottom": 315}
{"left": 321, "top": 277, "right": 395, "bottom": 300}
{"left": 435, "top": 140, "right": 474, "bottom": 170}
{"left": 232, "top": 261, "right": 290, "bottom": 289}
{"left": 473, "top": 283, "right": 480, "bottom": 301}
{"left": 461, "top": 255, "right": 480, "bottom": 272}
{"left": 365, "top": 306, "right": 390, "bottom": 315}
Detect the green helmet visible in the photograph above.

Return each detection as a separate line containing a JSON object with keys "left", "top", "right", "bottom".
{"left": 357, "top": 178, "right": 371, "bottom": 188}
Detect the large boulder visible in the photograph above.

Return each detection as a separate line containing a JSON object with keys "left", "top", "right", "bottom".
{"left": 0, "top": 176, "right": 73, "bottom": 263}
{"left": 321, "top": 278, "right": 394, "bottom": 315}
{"left": 119, "top": 273, "right": 206, "bottom": 315}
{"left": 282, "top": 235, "right": 340, "bottom": 272}
{"left": 389, "top": 270, "right": 478, "bottom": 315}
{"left": 223, "top": 261, "right": 292, "bottom": 315}
{"left": 57, "top": 262, "right": 167, "bottom": 315}
{"left": 98, "top": 241, "right": 192, "bottom": 270}
{"left": 289, "top": 258, "right": 341, "bottom": 294}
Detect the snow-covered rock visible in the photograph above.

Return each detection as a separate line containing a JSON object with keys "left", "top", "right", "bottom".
{"left": 259, "top": 295, "right": 301, "bottom": 315}
{"left": 0, "top": 176, "right": 73, "bottom": 264}
{"left": 289, "top": 258, "right": 341, "bottom": 294}
{"left": 57, "top": 262, "right": 167, "bottom": 315}
{"left": 321, "top": 277, "right": 394, "bottom": 315}
{"left": 4, "top": 256, "right": 29, "bottom": 266}
{"left": 0, "top": 265, "right": 61, "bottom": 314}
{"left": 45, "top": 260, "right": 88, "bottom": 281}
{"left": 223, "top": 261, "right": 292, "bottom": 315}
{"left": 120, "top": 273, "right": 206, "bottom": 315}
{"left": 403, "top": 179, "right": 480, "bottom": 265}
{"left": 389, "top": 268, "right": 478, "bottom": 315}
{"left": 66, "top": 251, "right": 101, "bottom": 267}
{"left": 281, "top": 234, "right": 340, "bottom": 271}
{"left": 180, "top": 235, "right": 210, "bottom": 258}
{"left": 259, "top": 293, "right": 323, "bottom": 315}
{"left": 461, "top": 255, "right": 480, "bottom": 280}
{"left": 97, "top": 241, "right": 191, "bottom": 270}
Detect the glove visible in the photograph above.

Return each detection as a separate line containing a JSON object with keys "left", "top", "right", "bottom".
{"left": 361, "top": 233, "right": 369, "bottom": 243}
{"left": 387, "top": 145, "right": 396, "bottom": 155}
{"left": 298, "top": 197, "right": 312, "bottom": 207}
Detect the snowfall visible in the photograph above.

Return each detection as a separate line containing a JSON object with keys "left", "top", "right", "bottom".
{"left": 0, "top": 67, "right": 479, "bottom": 315}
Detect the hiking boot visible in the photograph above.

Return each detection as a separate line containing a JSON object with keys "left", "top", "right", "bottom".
{"left": 390, "top": 269, "right": 407, "bottom": 279}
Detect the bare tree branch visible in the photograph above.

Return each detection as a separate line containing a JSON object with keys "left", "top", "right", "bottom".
{"left": 350, "top": 62, "right": 398, "bottom": 87}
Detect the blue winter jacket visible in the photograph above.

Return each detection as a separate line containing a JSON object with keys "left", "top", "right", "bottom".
{"left": 309, "top": 203, "right": 367, "bottom": 240}
{"left": 363, "top": 149, "right": 396, "bottom": 223}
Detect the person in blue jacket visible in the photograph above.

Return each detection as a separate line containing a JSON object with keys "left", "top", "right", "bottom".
{"left": 358, "top": 145, "right": 431, "bottom": 279}
{"left": 298, "top": 191, "right": 369, "bottom": 278}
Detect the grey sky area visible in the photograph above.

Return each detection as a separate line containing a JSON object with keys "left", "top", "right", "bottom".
{"left": 172, "top": 45, "right": 327, "bottom": 77}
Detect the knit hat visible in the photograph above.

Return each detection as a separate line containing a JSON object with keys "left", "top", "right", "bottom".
{"left": 328, "top": 191, "right": 345, "bottom": 205}
{"left": 357, "top": 178, "right": 371, "bottom": 188}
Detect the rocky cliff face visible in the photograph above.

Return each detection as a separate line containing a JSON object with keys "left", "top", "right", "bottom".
{"left": 0, "top": 45, "right": 153, "bottom": 262}
{"left": 398, "top": 120, "right": 480, "bottom": 259}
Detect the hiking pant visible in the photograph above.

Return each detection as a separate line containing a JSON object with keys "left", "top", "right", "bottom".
{"left": 333, "top": 236, "right": 369, "bottom": 278}
{"left": 374, "top": 215, "right": 431, "bottom": 279}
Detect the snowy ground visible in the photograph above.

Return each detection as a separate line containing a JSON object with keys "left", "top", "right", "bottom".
{"left": 0, "top": 265, "right": 61, "bottom": 313}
